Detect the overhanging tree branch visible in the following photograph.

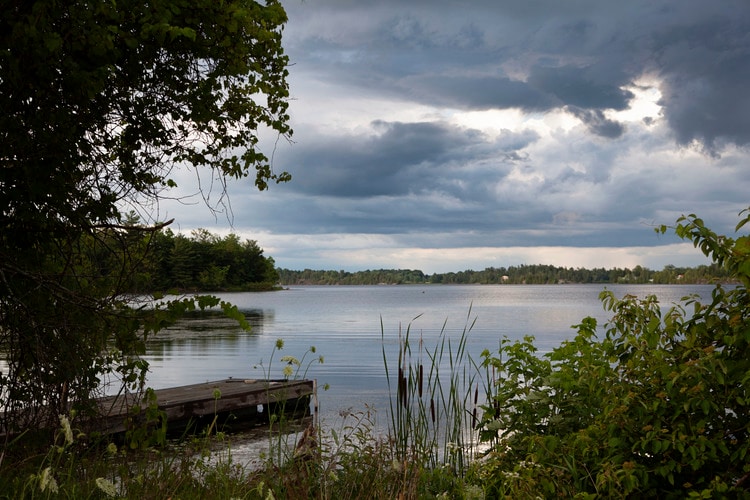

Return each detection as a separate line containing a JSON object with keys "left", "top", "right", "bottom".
{"left": 0, "top": 0, "right": 293, "bottom": 434}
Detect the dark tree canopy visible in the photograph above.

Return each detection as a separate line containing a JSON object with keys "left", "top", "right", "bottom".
{"left": 1, "top": 0, "right": 291, "bottom": 237}
{"left": 0, "top": 0, "right": 292, "bottom": 432}
{"left": 124, "top": 227, "right": 280, "bottom": 292}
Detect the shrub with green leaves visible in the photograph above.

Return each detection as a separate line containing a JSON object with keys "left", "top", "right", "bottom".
{"left": 475, "top": 209, "right": 750, "bottom": 498}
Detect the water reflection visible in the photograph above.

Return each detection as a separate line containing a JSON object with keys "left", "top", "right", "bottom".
{"left": 143, "top": 309, "right": 274, "bottom": 389}
{"left": 148, "top": 309, "right": 270, "bottom": 352}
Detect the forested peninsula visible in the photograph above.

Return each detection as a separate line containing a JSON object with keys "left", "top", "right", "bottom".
{"left": 122, "top": 226, "right": 280, "bottom": 292}
{"left": 277, "top": 263, "right": 733, "bottom": 286}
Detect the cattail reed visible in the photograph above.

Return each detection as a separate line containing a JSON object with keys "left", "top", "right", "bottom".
{"left": 472, "top": 384, "right": 479, "bottom": 427}
{"left": 418, "top": 364, "right": 423, "bottom": 398}
{"left": 398, "top": 365, "right": 407, "bottom": 408}
{"left": 382, "top": 306, "right": 481, "bottom": 472}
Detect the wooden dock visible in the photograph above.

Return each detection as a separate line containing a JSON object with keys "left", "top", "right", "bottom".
{"left": 1, "top": 378, "right": 314, "bottom": 439}
{"left": 90, "top": 378, "right": 315, "bottom": 436}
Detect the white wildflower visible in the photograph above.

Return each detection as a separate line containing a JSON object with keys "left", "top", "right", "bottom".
{"left": 280, "top": 355, "right": 300, "bottom": 365}
{"left": 39, "top": 467, "right": 58, "bottom": 494}
{"left": 95, "top": 477, "right": 118, "bottom": 498}
{"left": 282, "top": 364, "right": 294, "bottom": 378}
{"left": 445, "top": 442, "right": 459, "bottom": 454}
{"left": 59, "top": 414, "right": 73, "bottom": 445}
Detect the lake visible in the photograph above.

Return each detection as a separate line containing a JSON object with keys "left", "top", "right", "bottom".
{"left": 137, "top": 284, "right": 714, "bottom": 429}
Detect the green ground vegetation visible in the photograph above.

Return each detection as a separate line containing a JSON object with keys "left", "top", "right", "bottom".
{"left": 471, "top": 210, "right": 750, "bottom": 498}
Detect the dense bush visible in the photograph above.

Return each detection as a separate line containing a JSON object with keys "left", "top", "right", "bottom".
{"left": 475, "top": 210, "right": 750, "bottom": 498}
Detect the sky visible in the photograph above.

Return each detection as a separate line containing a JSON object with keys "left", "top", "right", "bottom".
{"left": 159, "top": 0, "right": 750, "bottom": 274}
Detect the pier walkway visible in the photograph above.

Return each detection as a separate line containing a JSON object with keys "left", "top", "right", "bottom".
{"left": 95, "top": 378, "right": 315, "bottom": 435}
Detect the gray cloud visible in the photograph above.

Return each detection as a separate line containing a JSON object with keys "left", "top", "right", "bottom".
{"left": 650, "top": 15, "right": 750, "bottom": 152}
{"left": 527, "top": 65, "right": 634, "bottom": 111}
{"left": 285, "top": 0, "right": 750, "bottom": 151}
{"left": 157, "top": 0, "right": 750, "bottom": 272}
{"left": 405, "top": 75, "right": 556, "bottom": 111}
{"left": 565, "top": 106, "right": 625, "bottom": 138}
{"left": 282, "top": 121, "right": 534, "bottom": 199}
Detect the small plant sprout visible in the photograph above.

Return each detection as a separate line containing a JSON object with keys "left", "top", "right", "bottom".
{"left": 257, "top": 341, "right": 324, "bottom": 381}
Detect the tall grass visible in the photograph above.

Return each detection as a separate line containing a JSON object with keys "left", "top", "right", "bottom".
{"left": 383, "top": 306, "right": 482, "bottom": 473}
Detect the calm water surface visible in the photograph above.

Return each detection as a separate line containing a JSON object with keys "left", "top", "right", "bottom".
{"left": 139, "top": 284, "right": 714, "bottom": 427}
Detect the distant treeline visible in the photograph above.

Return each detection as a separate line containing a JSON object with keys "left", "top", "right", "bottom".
{"left": 277, "top": 263, "right": 734, "bottom": 286}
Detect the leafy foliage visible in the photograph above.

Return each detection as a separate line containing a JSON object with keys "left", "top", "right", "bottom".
{"left": 475, "top": 209, "right": 750, "bottom": 498}
{"left": 0, "top": 0, "right": 291, "bottom": 433}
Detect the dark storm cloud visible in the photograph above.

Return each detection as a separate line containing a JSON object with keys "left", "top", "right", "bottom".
{"left": 650, "top": 15, "right": 750, "bottom": 151}
{"left": 565, "top": 106, "right": 625, "bottom": 139}
{"left": 405, "top": 75, "right": 556, "bottom": 110}
{"left": 147, "top": 0, "right": 749, "bottom": 274}
{"left": 527, "top": 65, "right": 634, "bottom": 111}
{"left": 282, "top": 120, "right": 536, "bottom": 198}
{"left": 285, "top": 0, "right": 750, "bottom": 151}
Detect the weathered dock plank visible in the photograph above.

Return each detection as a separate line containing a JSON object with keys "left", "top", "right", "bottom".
{"left": 2, "top": 379, "right": 313, "bottom": 438}
{"left": 94, "top": 378, "right": 315, "bottom": 435}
